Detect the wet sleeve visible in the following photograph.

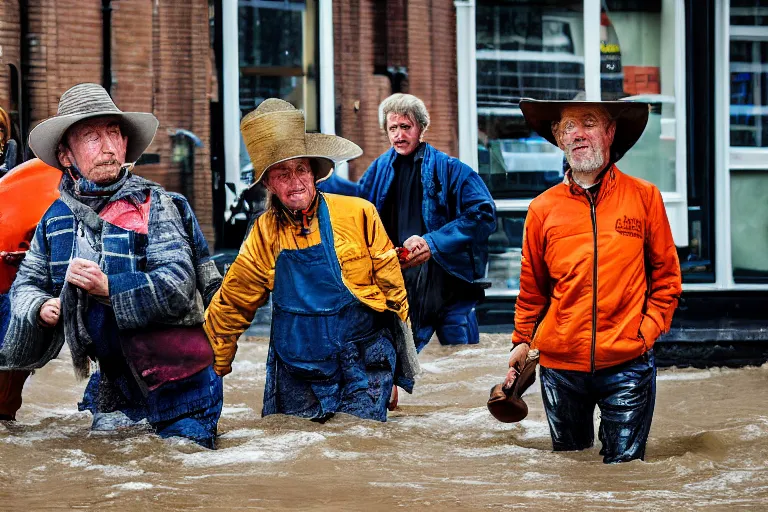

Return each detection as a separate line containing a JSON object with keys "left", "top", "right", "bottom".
{"left": 512, "top": 209, "right": 550, "bottom": 346}
{"left": 364, "top": 203, "right": 409, "bottom": 322}
{"left": 422, "top": 166, "right": 496, "bottom": 258}
{"left": 640, "top": 186, "right": 682, "bottom": 345}
{"left": 203, "top": 218, "right": 275, "bottom": 372}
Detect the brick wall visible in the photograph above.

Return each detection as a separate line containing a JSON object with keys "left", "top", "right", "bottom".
{"left": 0, "top": 1, "right": 22, "bottom": 116}
{"left": 2, "top": 0, "right": 216, "bottom": 244}
{"left": 334, "top": 0, "right": 459, "bottom": 181}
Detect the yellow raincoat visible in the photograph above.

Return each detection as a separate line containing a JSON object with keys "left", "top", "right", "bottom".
{"left": 204, "top": 193, "right": 409, "bottom": 375}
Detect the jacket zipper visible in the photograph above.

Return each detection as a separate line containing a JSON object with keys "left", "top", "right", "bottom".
{"left": 587, "top": 190, "right": 598, "bottom": 374}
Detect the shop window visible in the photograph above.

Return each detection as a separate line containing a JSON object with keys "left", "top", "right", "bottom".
{"left": 486, "top": 211, "right": 527, "bottom": 293}
{"left": 476, "top": 1, "right": 584, "bottom": 200}
{"left": 237, "top": 0, "right": 318, "bottom": 187}
{"left": 601, "top": 1, "right": 678, "bottom": 193}
{"left": 731, "top": 171, "right": 768, "bottom": 282}
{"left": 474, "top": 0, "right": 707, "bottom": 295}
{"left": 729, "top": 0, "right": 768, "bottom": 283}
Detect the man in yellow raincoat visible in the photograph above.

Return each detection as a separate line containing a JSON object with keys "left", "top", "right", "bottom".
{"left": 204, "top": 99, "right": 419, "bottom": 422}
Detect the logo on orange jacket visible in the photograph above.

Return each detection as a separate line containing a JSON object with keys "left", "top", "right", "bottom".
{"left": 615, "top": 216, "right": 643, "bottom": 239}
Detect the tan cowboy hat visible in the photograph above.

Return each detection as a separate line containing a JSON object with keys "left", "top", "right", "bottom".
{"left": 241, "top": 98, "right": 362, "bottom": 185}
{"left": 28, "top": 83, "right": 159, "bottom": 169}
{"left": 519, "top": 98, "right": 650, "bottom": 162}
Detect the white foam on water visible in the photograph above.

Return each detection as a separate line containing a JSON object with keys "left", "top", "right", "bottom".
{"left": 418, "top": 362, "right": 448, "bottom": 374}
{"left": 231, "top": 360, "right": 266, "bottom": 373}
{"left": 440, "top": 478, "right": 493, "bottom": 486}
{"left": 657, "top": 371, "right": 714, "bottom": 382}
{"left": 338, "top": 424, "right": 385, "bottom": 439}
{"left": 322, "top": 449, "right": 364, "bottom": 460}
{"left": 683, "top": 471, "right": 755, "bottom": 492}
{"left": 395, "top": 407, "right": 502, "bottom": 432}
{"left": 518, "top": 419, "right": 551, "bottom": 440}
{"left": 58, "top": 449, "right": 90, "bottom": 468}
{"left": 56, "top": 449, "right": 145, "bottom": 478}
{"left": 453, "top": 443, "right": 534, "bottom": 458}
{"left": 520, "top": 471, "right": 551, "bottom": 481}
{"left": 414, "top": 374, "right": 503, "bottom": 395}
{"left": 219, "top": 428, "right": 265, "bottom": 440}
{"left": 1, "top": 429, "right": 73, "bottom": 445}
{"left": 221, "top": 406, "right": 253, "bottom": 416}
{"left": 368, "top": 481, "right": 426, "bottom": 490}
{"left": 419, "top": 351, "right": 506, "bottom": 374}
{"left": 111, "top": 482, "right": 154, "bottom": 491}
{"left": 501, "top": 489, "right": 617, "bottom": 501}
{"left": 179, "top": 431, "right": 327, "bottom": 467}
{"left": 739, "top": 418, "right": 768, "bottom": 441}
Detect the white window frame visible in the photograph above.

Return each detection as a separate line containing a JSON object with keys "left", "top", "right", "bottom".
{"left": 458, "top": 0, "right": 691, "bottom": 297}
{"left": 695, "top": 0, "right": 768, "bottom": 292}
{"left": 222, "top": 0, "right": 337, "bottom": 219}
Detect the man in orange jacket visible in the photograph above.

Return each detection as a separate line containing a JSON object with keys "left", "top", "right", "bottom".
{"left": 504, "top": 99, "right": 682, "bottom": 463}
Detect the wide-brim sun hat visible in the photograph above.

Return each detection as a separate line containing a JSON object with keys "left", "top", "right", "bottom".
{"left": 241, "top": 98, "right": 362, "bottom": 185}
{"left": 519, "top": 98, "right": 650, "bottom": 162}
{"left": 28, "top": 83, "right": 159, "bottom": 169}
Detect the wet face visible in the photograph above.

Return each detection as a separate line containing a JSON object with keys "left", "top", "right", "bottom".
{"left": 263, "top": 157, "right": 316, "bottom": 211}
{"left": 553, "top": 106, "right": 616, "bottom": 175}
{"left": 386, "top": 113, "right": 422, "bottom": 156}
{"left": 57, "top": 116, "right": 128, "bottom": 184}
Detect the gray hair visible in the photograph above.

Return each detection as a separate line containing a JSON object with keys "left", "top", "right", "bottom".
{"left": 378, "top": 93, "right": 430, "bottom": 134}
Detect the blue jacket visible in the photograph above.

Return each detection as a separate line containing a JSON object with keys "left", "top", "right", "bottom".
{"left": 319, "top": 143, "right": 496, "bottom": 283}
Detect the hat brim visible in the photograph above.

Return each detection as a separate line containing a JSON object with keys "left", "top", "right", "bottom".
{"left": 519, "top": 99, "right": 650, "bottom": 162}
{"left": 252, "top": 132, "right": 363, "bottom": 185}
{"left": 28, "top": 111, "right": 159, "bottom": 169}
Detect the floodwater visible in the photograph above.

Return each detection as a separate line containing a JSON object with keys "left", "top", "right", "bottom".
{"left": 2, "top": 334, "right": 768, "bottom": 511}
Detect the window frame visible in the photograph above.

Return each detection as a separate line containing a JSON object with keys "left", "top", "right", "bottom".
{"left": 461, "top": 0, "right": 691, "bottom": 298}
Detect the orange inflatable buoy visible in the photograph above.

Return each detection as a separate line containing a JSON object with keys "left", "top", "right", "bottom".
{"left": 0, "top": 158, "right": 62, "bottom": 293}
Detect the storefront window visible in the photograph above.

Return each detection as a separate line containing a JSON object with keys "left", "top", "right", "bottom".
{"left": 476, "top": 1, "right": 583, "bottom": 200}
{"left": 729, "top": 0, "right": 768, "bottom": 282}
{"left": 486, "top": 211, "right": 526, "bottom": 293}
{"left": 476, "top": 0, "right": 712, "bottom": 292}
{"left": 599, "top": 1, "right": 677, "bottom": 192}
{"left": 238, "top": 0, "right": 318, "bottom": 184}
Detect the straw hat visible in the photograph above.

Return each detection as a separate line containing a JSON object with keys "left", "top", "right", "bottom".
{"left": 0, "top": 107, "right": 11, "bottom": 145}
{"left": 519, "top": 98, "right": 650, "bottom": 162}
{"left": 487, "top": 351, "right": 540, "bottom": 423}
{"left": 28, "top": 83, "right": 159, "bottom": 169}
{"left": 241, "top": 98, "right": 362, "bottom": 185}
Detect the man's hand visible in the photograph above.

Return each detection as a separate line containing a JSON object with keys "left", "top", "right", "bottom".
{"left": 0, "top": 250, "right": 26, "bottom": 268}
{"left": 503, "top": 343, "right": 530, "bottom": 390}
{"left": 400, "top": 235, "right": 431, "bottom": 269}
{"left": 39, "top": 298, "right": 61, "bottom": 327}
{"left": 66, "top": 257, "right": 109, "bottom": 297}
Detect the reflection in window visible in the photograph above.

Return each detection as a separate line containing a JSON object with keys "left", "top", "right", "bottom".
{"left": 731, "top": 171, "right": 768, "bottom": 282}
{"left": 238, "top": 0, "right": 318, "bottom": 186}
{"left": 599, "top": 1, "right": 677, "bottom": 193}
{"left": 730, "top": 39, "right": 767, "bottom": 147}
{"left": 730, "top": 1, "right": 767, "bottom": 148}
{"left": 729, "top": 1, "right": 768, "bottom": 282}
{"left": 486, "top": 211, "right": 526, "bottom": 292}
{"left": 476, "top": 1, "right": 583, "bottom": 199}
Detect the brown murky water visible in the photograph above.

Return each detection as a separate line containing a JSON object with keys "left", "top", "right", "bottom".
{"left": 2, "top": 333, "right": 767, "bottom": 510}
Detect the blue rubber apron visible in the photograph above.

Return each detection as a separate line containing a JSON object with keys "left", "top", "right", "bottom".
{"left": 263, "top": 196, "right": 387, "bottom": 419}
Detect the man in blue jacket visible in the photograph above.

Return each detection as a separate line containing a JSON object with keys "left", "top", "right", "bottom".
{"left": 320, "top": 93, "right": 496, "bottom": 353}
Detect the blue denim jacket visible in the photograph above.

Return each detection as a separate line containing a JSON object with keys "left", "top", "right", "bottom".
{"left": 319, "top": 143, "right": 496, "bottom": 283}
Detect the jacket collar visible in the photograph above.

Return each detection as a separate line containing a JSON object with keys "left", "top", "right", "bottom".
{"left": 563, "top": 164, "right": 619, "bottom": 204}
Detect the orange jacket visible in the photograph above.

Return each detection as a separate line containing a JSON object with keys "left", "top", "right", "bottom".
{"left": 512, "top": 166, "right": 682, "bottom": 372}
